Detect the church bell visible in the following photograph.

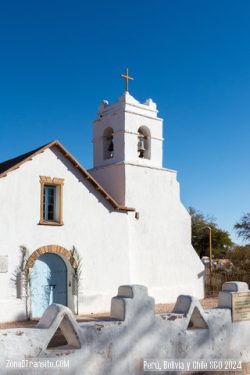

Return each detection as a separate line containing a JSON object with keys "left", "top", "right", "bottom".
{"left": 138, "top": 137, "right": 146, "bottom": 158}
{"left": 107, "top": 137, "right": 114, "bottom": 157}
{"left": 108, "top": 138, "right": 114, "bottom": 152}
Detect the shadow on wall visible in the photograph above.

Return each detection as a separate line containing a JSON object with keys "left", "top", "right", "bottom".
{"left": 0, "top": 283, "right": 249, "bottom": 375}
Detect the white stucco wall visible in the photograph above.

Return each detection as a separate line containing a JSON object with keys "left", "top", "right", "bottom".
{"left": 0, "top": 147, "right": 131, "bottom": 321}
{"left": 125, "top": 163, "right": 204, "bottom": 301}
{"left": 91, "top": 161, "right": 204, "bottom": 303}
{"left": 89, "top": 163, "right": 126, "bottom": 206}
{"left": 0, "top": 92, "right": 204, "bottom": 323}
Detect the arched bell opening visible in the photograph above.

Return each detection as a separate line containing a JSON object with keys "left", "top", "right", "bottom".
{"left": 103, "top": 127, "right": 114, "bottom": 160}
{"left": 137, "top": 126, "right": 151, "bottom": 159}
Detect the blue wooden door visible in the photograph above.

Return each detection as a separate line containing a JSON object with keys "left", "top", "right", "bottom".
{"left": 31, "top": 253, "right": 67, "bottom": 318}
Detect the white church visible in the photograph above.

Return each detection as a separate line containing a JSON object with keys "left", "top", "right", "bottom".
{"left": 0, "top": 71, "right": 204, "bottom": 322}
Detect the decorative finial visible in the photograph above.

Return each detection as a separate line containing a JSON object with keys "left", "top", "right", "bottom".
{"left": 120, "top": 68, "right": 134, "bottom": 92}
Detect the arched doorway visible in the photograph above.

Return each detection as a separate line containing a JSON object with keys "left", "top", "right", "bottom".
{"left": 31, "top": 253, "right": 67, "bottom": 318}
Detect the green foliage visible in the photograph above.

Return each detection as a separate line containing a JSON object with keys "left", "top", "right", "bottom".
{"left": 234, "top": 213, "right": 250, "bottom": 243}
{"left": 70, "top": 246, "right": 82, "bottom": 293}
{"left": 19, "top": 245, "right": 29, "bottom": 272}
{"left": 188, "top": 207, "right": 233, "bottom": 258}
{"left": 70, "top": 246, "right": 82, "bottom": 315}
{"left": 227, "top": 245, "right": 250, "bottom": 272}
{"left": 19, "top": 245, "right": 30, "bottom": 295}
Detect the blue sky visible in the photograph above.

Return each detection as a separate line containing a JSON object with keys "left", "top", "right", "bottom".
{"left": 0, "top": 0, "right": 249, "bottom": 244}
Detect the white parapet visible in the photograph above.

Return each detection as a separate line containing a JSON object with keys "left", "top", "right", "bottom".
{"left": 0, "top": 283, "right": 249, "bottom": 375}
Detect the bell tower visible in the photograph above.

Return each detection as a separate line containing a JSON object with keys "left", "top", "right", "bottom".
{"left": 88, "top": 70, "right": 205, "bottom": 304}
{"left": 89, "top": 69, "right": 164, "bottom": 205}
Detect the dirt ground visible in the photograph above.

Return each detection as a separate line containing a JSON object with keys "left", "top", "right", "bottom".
{"left": 155, "top": 297, "right": 218, "bottom": 314}
{"left": 0, "top": 297, "right": 218, "bottom": 329}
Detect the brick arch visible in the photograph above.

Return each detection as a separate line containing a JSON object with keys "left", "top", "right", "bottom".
{"left": 26, "top": 245, "right": 77, "bottom": 269}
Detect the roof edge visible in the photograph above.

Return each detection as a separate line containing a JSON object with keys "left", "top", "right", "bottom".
{"left": 0, "top": 140, "right": 135, "bottom": 213}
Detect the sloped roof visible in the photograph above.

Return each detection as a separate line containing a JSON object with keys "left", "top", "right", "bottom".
{"left": 0, "top": 140, "right": 135, "bottom": 212}
{"left": 0, "top": 144, "right": 50, "bottom": 175}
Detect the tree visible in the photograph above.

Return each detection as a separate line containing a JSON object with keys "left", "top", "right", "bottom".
{"left": 188, "top": 207, "right": 233, "bottom": 258}
{"left": 227, "top": 245, "right": 250, "bottom": 272}
{"left": 234, "top": 213, "right": 250, "bottom": 243}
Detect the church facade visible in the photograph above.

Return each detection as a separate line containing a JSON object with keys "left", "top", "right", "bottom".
{"left": 0, "top": 90, "right": 204, "bottom": 322}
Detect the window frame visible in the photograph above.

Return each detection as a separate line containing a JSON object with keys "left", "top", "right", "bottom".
{"left": 39, "top": 176, "right": 64, "bottom": 226}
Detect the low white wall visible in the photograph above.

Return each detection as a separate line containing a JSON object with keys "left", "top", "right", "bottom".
{"left": 0, "top": 283, "right": 249, "bottom": 375}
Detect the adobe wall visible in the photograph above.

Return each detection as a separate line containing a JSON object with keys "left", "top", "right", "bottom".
{"left": 0, "top": 147, "right": 131, "bottom": 321}
{"left": 0, "top": 282, "right": 249, "bottom": 375}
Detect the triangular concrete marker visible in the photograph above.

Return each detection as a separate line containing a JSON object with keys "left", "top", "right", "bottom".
{"left": 187, "top": 306, "right": 208, "bottom": 330}
{"left": 172, "top": 295, "right": 209, "bottom": 330}
{"left": 47, "top": 326, "right": 68, "bottom": 348}
{"left": 46, "top": 314, "right": 81, "bottom": 349}
{"left": 36, "top": 304, "right": 81, "bottom": 351}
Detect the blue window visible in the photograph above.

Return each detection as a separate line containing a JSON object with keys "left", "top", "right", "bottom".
{"left": 43, "top": 185, "right": 56, "bottom": 221}
{"left": 40, "top": 176, "right": 64, "bottom": 225}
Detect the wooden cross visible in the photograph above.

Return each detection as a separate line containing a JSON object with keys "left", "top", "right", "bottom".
{"left": 120, "top": 68, "right": 134, "bottom": 92}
